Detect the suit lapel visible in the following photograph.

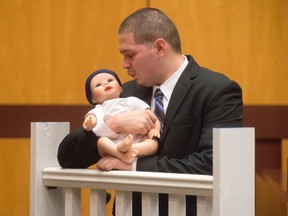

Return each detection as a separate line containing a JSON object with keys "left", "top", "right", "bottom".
{"left": 161, "top": 56, "right": 199, "bottom": 140}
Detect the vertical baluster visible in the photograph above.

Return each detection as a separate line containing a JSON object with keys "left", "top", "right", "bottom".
{"left": 90, "top": 189, "right": 106, "bottom": 216}
{"left": 168, "top": 194, "right": 186, "bottom": 216}
{"left": 64, "top": 188, "right": 80, "bottom": 216}
{"left": 116, "top": 191, "right": 132, "bottom": 216}
{"left": 197, "top": 196, "right": 213, "bottom": 216}
{"left": 142, "top": 192, "right": 159, "bottom": 216}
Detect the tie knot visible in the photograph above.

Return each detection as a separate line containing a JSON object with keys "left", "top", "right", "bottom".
{"left": 154, "top": 88, "right": 163, "bottom": 100}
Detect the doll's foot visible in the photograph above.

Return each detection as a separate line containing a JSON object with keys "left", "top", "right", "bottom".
{"left": 119, "top": 148, "right": 139, "bottom": 163}
{"left": 117, "top": 134, "right": 134, "bottom": 153}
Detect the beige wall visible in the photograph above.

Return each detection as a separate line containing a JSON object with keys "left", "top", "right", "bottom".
{"left": 0, "top": 0, "right": 147, "bottom": 105}
{"left": 0, "top": 0, "right": 287, "bottom": 215}
{"left": 156, "top": 0, "right": 288, "bottom": 105}
{"left": 0, "top": 139, "right": 30, "bottom": 215}
{"left": 1, "top": 0, "right": 287, "bottom": 105}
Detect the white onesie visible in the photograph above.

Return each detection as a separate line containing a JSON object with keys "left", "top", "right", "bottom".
{"left": 87, "top": 97, "right": 150, "bottom": 144}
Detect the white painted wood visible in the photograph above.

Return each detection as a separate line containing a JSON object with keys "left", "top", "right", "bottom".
{"left": 30, "top": 122, "right": 70, "bottom": 216}
{"left": 90, "top": 189, "right": 106, "bottom": 216}
{"left": 33, "top": 123, "right": 254, "bottom": 216}
{"left": 213, "top": 128, "right": 255, "bottom": 216}
{"left": 64, "top": 188, "right": 81, "bottom": 216}
{"left": 168, "top": 194, "right": 186, "bottom": 216}
{"left": 42, "top": 168, "right": 213, "bottom": 196}
{"left": 197, "top": 196, "right": 213, "bottom": 216}
{"left": 142, "top": 192, "right": 159, "bottom": 216}
{"left": 116, "top": 191, "right": 132, "bottom": 216}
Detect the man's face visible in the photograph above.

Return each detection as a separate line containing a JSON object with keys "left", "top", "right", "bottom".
{"left": 119, "top": 33, "right": 159, "bottom": 87}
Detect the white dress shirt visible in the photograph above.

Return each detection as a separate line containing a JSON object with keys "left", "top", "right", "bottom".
{"left": 132, "top": 55, "right": 189, "bottom": 171}
{"left": 151, "top": 56, "right": 188, "bottom": 113}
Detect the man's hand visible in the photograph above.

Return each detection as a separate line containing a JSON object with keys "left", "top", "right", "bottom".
{"left": 105, "top": 109, "right": 158, "bottom": 135}
{"left": 97, "top": 155, "right": 133, "bottom": 171}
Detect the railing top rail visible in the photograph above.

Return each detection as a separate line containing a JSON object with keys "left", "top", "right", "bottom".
{"left": 42, "top": 167, "right": 213, "bottom": 196}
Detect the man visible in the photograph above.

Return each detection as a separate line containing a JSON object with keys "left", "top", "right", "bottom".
{"left": 58, "top": 8, "right": 243, "bottom": 215}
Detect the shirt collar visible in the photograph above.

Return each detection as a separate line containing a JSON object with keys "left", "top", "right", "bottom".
{"left": 153, "top": 55, "right": 189, "bottom": 102}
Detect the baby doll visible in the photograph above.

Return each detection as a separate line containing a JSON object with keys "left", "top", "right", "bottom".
{"left": 83, "top": 69, "right": 160, "bottom": 163}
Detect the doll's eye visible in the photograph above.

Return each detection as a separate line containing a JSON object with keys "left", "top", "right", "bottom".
{"left": 108, "top": 78, "right": 114, "bottom": 82}
{"left": 96, "top": 83, "right": 101, "bottom": 87}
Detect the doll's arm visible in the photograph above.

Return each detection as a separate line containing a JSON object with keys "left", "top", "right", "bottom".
{"left": 83, "top": 113, "right": 98, "bottom": 131}
{"left": 148, "top": 118, "right": 161, "bottom": 139}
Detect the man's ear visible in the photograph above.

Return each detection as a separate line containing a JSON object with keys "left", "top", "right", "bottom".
{"left": 154, "top": 38, "right": 166, "bottom": 56}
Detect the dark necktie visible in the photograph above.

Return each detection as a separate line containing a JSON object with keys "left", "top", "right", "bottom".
{"left": 154, "top": 88, "right": 165, "bottom": 132}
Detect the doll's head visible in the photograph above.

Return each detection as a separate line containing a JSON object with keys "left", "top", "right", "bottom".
{"left": 85, "top": 69, "right": 122, "bottom": 105}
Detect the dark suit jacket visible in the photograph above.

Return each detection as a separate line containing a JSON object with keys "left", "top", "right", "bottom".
{"left": 121, "top": 55, "right": 243, "bottom": 174}
{"left": 57, "top": 55, "right": 243, "bottom": 216}
{"left": 121, "top": 55, "right": 243, "bottom": 216}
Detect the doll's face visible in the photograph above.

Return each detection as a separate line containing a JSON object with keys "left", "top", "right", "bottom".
{"left": 90, "top": 73, "right": 122, "bottom": 104}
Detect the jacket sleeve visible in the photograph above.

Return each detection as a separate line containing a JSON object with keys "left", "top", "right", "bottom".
{"left": 136, "top": 79, "right": 243, "bottom": 175}
{"left": 57, "top": 127, "right": 101, "bottom": 168}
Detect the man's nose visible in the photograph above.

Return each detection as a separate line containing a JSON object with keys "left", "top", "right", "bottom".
{"left": 122, "top": 60, "right": 131, "bottom": 69}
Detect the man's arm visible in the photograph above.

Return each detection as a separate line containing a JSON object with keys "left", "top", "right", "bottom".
{"left": 136, "top": 80, "right": 243, "bottom": 174}
{"left": 57, "top": 127, "right": 101, "bottom": 168}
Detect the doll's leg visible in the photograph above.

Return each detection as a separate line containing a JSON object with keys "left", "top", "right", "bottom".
{"left": 98, "top": 136, "right": 138, "bottom": 163}
{"left": 117, "top": 134, "right": 134, "bottom": 153}
{"left": 131, "top": 138, "right": 158, "bottom": 156}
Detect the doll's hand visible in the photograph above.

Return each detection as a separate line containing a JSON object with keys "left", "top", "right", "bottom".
{"left": 83, "top": 114, "right": 97, "bottom": 131}
{"left": 148, "top": 128, "right": 160, "bottom": 139}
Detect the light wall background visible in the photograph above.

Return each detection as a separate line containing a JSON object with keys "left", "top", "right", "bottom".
{"left": 0, "top": 0, "right": 287, "bottom": 215}
{"left": 1, "top": 0, "right": 287, "bottom": 105}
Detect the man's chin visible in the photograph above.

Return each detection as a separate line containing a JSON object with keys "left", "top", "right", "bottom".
{"left": 136, "top": 81, "right": 153, "bottom": 87}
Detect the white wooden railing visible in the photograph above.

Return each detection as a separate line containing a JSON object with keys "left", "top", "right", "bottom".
{"left": 30, "top": 122, "right": 255, "bottom": 216}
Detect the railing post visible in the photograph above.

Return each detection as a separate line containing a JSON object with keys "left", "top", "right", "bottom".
{"left": 30, "top": 122, "right": 73, "bottom": 216}
{"left": 213, "top": 128, "right": 255, "bottom": 216}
